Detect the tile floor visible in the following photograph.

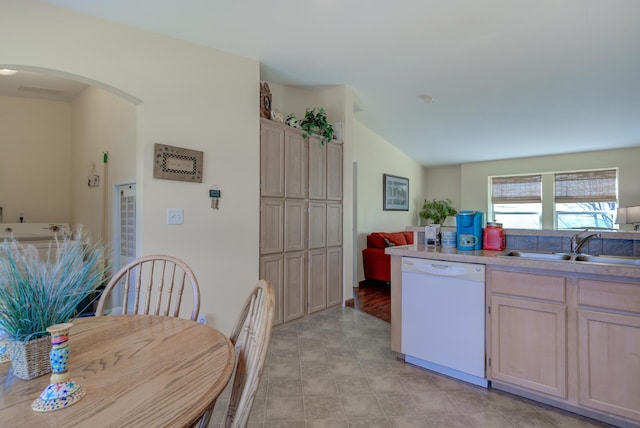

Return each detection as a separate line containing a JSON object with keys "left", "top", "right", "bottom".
{"left": 209, "top": 306, "right": 614, "bottom": 428}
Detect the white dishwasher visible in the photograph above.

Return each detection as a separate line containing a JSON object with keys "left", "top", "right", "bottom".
{"left": 401, "top": 257, "right": 487, "bottom": 387}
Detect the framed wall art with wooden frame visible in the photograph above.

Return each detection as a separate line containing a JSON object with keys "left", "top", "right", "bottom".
{"left": 153, "top": 144, "right": 203, "bottom": 183}
{"left": 383, "top": 174, "right": 409, "bottom": 211}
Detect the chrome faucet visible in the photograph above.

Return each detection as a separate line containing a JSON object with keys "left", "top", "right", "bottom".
{"left": 570, "top": 229, "right": 601, "bottom": 254}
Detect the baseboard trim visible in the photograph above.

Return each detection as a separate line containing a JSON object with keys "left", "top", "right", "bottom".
{"left": 492, "top": 381, "right": 639, "bottom": 428}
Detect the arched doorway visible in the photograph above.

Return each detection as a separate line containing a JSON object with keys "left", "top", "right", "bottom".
{"left": 0, "top": 66, "right": 140, "bottom": 270}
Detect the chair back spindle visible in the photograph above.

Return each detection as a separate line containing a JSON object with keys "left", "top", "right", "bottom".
{"left": 96, "top": 255, "right": 200, "bottom": 321}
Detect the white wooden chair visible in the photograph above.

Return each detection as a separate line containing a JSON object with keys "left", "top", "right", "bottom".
{"left": 195, "top": 280, "right": 275, "bottom": 428}
{"left": 95, "top": 255, "right": 201, "bottom": 321}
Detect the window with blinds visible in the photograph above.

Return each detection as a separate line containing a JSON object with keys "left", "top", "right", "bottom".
{"left": 554, "top": 169, "right": 617, "bottom": 229}
{"left": 491, "top": 175, "right": 542, "bottom": 229}
{"left": 489, "top": 169, "right": 619, "bottom": 230}
{"left": 491, "top": 175, "right": 542, "bottom": 203}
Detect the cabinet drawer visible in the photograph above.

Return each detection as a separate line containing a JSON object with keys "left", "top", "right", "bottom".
{"left": 490, "top": 270, "right": 566, "bottom": 303}
{"left": 578, "top": 278, "right": 640, "bottom": 314}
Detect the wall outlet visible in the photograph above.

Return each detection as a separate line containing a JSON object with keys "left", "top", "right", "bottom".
{"left": 197, "top": 315, "right": 206, "bottom": 325}
{"left": 166, "top": 208, "right": 184, "bottom": 225}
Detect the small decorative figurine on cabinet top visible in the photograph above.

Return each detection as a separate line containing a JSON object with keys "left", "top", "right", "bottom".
{"left": 270, "top": 108, "right": 284, "bottom": 123}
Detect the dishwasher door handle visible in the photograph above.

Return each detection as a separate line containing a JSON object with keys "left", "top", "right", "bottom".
{"left": 411, "top": 262, "right": 467, "bottom": 276}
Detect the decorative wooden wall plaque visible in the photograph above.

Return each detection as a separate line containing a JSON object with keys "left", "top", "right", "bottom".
{"left": 153, "top": 144, "right": 203, "bottom": 183}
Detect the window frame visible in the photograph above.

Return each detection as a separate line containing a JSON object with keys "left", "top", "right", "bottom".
{"left": 489, "top": 168, "right": 619, "bottom": 230}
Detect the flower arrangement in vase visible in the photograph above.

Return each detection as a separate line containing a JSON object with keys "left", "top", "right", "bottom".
{"left": 0, "top": 231, "right": 108, "bottom": 379}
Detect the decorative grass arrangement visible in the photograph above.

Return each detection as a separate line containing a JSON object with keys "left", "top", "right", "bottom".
{"left": 0, "top": 232, "right": 109, "bottom": 342}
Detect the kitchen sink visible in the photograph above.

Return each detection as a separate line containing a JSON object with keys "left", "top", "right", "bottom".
{"left": 574, "top": 254, "right": 640, "bottom": 266}
{"left": 498, "top": 250, "right": 640, "bottom": 267}
{"left": 497, "top": 250, "right": 573, "bottom": 261}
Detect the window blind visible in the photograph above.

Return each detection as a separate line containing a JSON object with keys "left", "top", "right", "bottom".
{"left": 554, "top": 169, "right": 617, "bottom": 203}
{"left": 491, "top": 175, "right": 542, "bottom": 203}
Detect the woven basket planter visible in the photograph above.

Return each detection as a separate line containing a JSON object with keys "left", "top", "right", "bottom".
{"left": 11, "top": 336, "right": 52, "bottom": 380}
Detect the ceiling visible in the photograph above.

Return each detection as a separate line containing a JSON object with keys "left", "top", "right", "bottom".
{"left": 13, "top": 1, "right": 640, "bottom": 166}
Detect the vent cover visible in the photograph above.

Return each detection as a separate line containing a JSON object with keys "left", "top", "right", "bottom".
{"left": 18, "top": 85, "right": 64, "bottom": 95}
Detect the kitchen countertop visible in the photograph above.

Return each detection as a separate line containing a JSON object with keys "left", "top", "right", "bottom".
{"left": 386, "top": 244, "right": 640, "bottom": 278}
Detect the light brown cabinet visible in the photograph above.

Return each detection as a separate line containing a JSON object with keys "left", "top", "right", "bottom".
{"left": 308, "top": 202, "right": 327, "bottom": 249}
{"left": 284, "top": 251, "right": 306, "bottom": 322}
{"left": 576, "top": 278, "right": 640, "bottom": 422}
{"left": 327, "top": 141, "right": 343, "bottom": 201}
{"left": 284, "top": 131, "right": 307, "bottom": 199}
{"left": 259, "top": 118, "right": 343, "bottom": 325}
{"left": 308, "top": 249, "right": 327, "bottom": 313}
{"left": 259, "top": 254, "right": 284, "bottom": 325}
{"left": 489, "top": 270, "right": 567, "bottom": 398}
{"left": 308, "top": 138, "right": 326, "bottom": 200}
{"left": 260, "top": 123, "right": 284, "bottom": 198}
{"left": 490, "top": 295, "right": 567, "bottom": 398}
{"left": 259, "top": 199, "right": 283, "bottom": 255}
{"left": 488, "top": 266, "right": 640, "bottom": 426}
{"left": 327, "top": 203, "right": 342, "bottom": 247}
{"left": 327, "top": 247, "right": 343, "bottom": 307}
{"left": 284, "top": 200, "right": 306, "bottom": 252}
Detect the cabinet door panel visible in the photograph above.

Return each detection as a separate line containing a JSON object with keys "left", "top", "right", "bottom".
{"left": 308, "top": 249, "right": 326, "bottom": 313}
{"left": 284, "top": 251, "right": 305, "bottom": 322}
{"left": 260, "top": 199, "right": 283, "bottom": 255}
{"left": 260, "top": 254, "right": 284, "bottom": 326}
{"left": 327, "top": 141, "right": 343, "bottom": 201}
{"left": 308, "top": 137, "right": 326, "bottom": 200}
{"left": 327, "top": 203, "right": 342, "bottom": 247}
{"left": 578, "top": 309, "right": 640, "bottom": 421}
{"left": 284, "top": 200, "right": 307, "bottom": 252}
{"left": 308, "top": 202, "right": 327, "bottom": 249}
{"left": 490, "top": 296, "right": 567, "bottom": 398}
{"left": 327, "top": 247, "right": 342, "bottom": 307}
{"left": 284, "top": 132, "right": 307, "bottom": 199}
{"left": 260, "top": 121, "right": 284, "bottom": 197}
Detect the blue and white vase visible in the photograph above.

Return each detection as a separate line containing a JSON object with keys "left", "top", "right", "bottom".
{"left": 31, "top": 323, "right": 86, "bottom": 412}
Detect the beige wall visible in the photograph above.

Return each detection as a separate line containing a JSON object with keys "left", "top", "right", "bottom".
{"left": 427, "top": 147, "right": 640, "bottom": 230}
{"left": 70, "top": 85, "right": 137, "bottom": 245}
{"left": 0, "top": 95, "right": 71, "bottom": 224}
{"left": 2, "top": 1, "right": 259, "bottom": 334}
{"left": 424, "top": 165, "right": 463, "bottom": 212}
{"left": 353, "top": 120, "right": 427, "bottom": 282}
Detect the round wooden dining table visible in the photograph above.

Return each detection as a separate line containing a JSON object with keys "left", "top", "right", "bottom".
{"left": 0, "top": 315, "right": 235, "bottom": 427}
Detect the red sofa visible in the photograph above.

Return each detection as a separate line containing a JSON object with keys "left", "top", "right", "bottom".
{"left": 362, "top": 231, "right": 414, "bottom": 283}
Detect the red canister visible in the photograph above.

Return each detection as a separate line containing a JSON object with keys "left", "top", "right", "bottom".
{"left": 483, "top": 222, "right": 505, "bottom": 251}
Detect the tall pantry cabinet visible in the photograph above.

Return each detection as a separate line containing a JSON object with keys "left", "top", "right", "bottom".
{"left": 259, "top": 118, "right": 343, "bottom": 325}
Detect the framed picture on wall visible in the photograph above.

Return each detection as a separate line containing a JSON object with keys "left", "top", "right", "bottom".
{"left": 383, "top": 174, "right": 409, "bottom": 211}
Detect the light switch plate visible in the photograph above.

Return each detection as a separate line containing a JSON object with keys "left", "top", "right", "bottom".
{"left": 166, "top": 208, "right": 183, "bottom": 225}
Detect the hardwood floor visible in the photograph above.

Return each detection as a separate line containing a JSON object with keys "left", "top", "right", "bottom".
{"left": 345, "top": 280, "right": 391, "bottom": 323}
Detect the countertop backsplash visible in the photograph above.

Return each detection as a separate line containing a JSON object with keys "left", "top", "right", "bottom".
{"left": 407, "top": 227, "right": 640, "bottom": 257}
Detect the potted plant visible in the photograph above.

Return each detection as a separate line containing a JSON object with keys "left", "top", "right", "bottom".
{"left": 419, "top": 198, "right": 457, "bottom": 225}
{"left": 0, "top": 232, "right": 108, "bottom": 379}
{"left": 300, "top": 107, "right": 334, "bottom": 144}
